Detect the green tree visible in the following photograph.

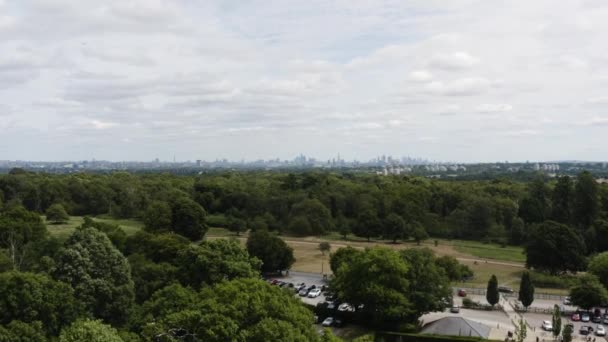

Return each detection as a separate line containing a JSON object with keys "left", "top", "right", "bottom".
{"left": 569, "top": 274, "right": 608, "bottom": 310}
{"left": 0, "top": 206, "right": 47, "bottom": 270}
{"left": 319, "top": 241, "right": 331, "bottom": 255}
{"left": 562, "top": 323, "right": 573, "bottom": 342}
{"left": 0, "top": 321, "right": 46, "bottom": 342}
{"left": 0, "top": 272, "right": 80, "bottom": 336}
{"left": 80, "top": 217, "right": 127, "bottom": 252}
{"left": 227, "top": 215, "right": 247, "bottom": 236}
{"left": 552, "top": 304, "right": 562, "bottom": 339}
{"left": 486, "top": 274, "right": 499, "bottom": 307}
{"left": 435, "top": 255, "right": 473, "bottom": 281}
{"left": 351, "top": 210, "right": 381, "bottom": 241}
{"left": 518, "top": 271, "right": 534, "bottom": 309}
{"left": 329, "top": 246, "right": 361, "bottom": 274}
{"left": 170, "top": 197, "right": 208, "bottom": 241}
{"left": 411, "top": 223, "right": 429, "bottom": 245}
{"left": 514, "top": 317, "right": 527, "bottom": 342}
{"left": 128, "top": 253, "right": 178, "bottom": 303}
{"left": 53, "top": 227, "right": 135, "bottom": 325}
{"left": 177, "top": 239, "right": 261, "bottom": 288}
{"left": 574, "top": 171, "right": 599, "bottom": 229}
{"left": 143, "top": 201, "right": 172, "bottom": 232}
{"left": 589, "top": 252, "right": 608, "bottom": 288}
{"left": 289, "top": 199, "right": 333, "bottom": 235}
{"left": 525, "top": 221, "right": 586, "bottom": 274}
{"left": 401, "top": 248, "right": 452, "bottom": 318}
{"left": 551, "top": 176, "right": 573, "bottom": 224}
{"left": 383, "top": 213, "right": 407, "bottom": 243}
{"left": 45, "top": 203, "right": 69, "bottom": 224}
{"left": 246, "top": 230, "right": 295, "bottom": 273}
{"left": 331, "top": 247, "right": 412, "bottom": 329}
{"left": 59, "top": 319, "right": 123, "bottom": 342}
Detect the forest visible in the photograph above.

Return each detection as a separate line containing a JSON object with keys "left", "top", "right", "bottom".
{"left": 1, "top": 168, "right": 607, "bottom": 340}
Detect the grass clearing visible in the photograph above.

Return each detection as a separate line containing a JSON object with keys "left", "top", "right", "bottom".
{"left": 447, "top": 240, "right": 526, "bottom": 263}
{"left": 45, "top": 215, "right": 143, "bottom": 239}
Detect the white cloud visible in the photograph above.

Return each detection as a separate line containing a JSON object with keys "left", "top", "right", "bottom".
{"left": 409, "top": 70, "right": 433, "bottom": 82}
{"left": 424, "top": 77, "right": 491, "bottom": 96}
{"left": 476, "top": 103, "right": 513, "bottom": 113}
{"left": 430, "top": 51, "right": 480, "bottom": 70}
{"left": 91, "top": 119, "right": 118, "bottom": 129}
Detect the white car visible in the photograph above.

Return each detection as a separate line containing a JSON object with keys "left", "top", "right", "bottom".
{"left": 596, "top": 325, "right": 606, "bottom": 336}
{"left": 338, "top": 303, "right": 355, "bottom": 312}
{"left": 322, "top": 317, "right": 334, "bottom": 327}
{"left": 308, "top": 289, "right": 322, "bottom": 298}
{"left": 542, "top": 321, "right": 553, "bottom": 331}
{"left": 563, "top": 296, "right": 571, "bottom": 305}
{"left": 326, "top": 301, "right": 336, "bottom": 310}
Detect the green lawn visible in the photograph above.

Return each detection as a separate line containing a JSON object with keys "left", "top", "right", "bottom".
{"left": 449, "top": 240, "right": 526, "bottom": 263}
{"left": 45, "top": 216, "right": 143, "bottom": 239}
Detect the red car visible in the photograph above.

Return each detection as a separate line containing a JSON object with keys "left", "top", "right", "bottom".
{"left": 457, "top": 289, "right": 467, "bottom": 297}
{"left": 572, "top": 313, "right": 581, "bottom": 321}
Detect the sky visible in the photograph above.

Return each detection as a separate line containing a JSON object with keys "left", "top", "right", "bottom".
{"left": 1, "top": 0, "right": 608, "bottom": 163}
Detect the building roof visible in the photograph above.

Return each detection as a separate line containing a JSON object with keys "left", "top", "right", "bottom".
{"left": 421, "top": 316, "right": 491, "bottom": 338}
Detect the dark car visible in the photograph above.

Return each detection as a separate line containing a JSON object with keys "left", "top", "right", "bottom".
{"left": 457, "top": 289, "right": 467, "bottom": 297}
{"left": 498, "top": 286, "right": 513, "bottom": 293}
{"left": 333, "top": 318, "right": 344, "bottom": 327}
{"left": 580, "top": 326, "right": 590, "bottom": 335}
{"left": 594, "top": 315, "right": 602, "bottom": 323}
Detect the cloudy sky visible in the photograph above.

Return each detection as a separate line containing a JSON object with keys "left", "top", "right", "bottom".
{"left": 1, "top": 0, "right": 607, "bottom": 162}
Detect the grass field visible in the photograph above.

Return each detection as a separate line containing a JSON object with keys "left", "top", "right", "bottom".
{"left": 45, "top": 215, "right": 143, "bottom": 239}
{"left": 448, "top": 240, "right": 526, "bottom": 263}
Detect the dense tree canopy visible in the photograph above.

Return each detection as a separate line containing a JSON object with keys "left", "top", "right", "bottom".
{"left": 246, "top": 230, "right": 294, "bottom": 273}
{"left": 53, "top": 227, "right": 134, "bottom": 325}
{"left": 525, "top": 221, "right": 586, "bottom": 274}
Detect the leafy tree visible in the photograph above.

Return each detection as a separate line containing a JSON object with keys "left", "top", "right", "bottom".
{"left": 287, "top": 216, "right": 313, "bottom": 236}
{"left": 0, "top": 206, "right": 47, "bottom": 270}
{"left": 435, "top": 255, "right": 473, "bottom": 281}
{"left": 227, "top": 215, "right": 247, "bottom": 236}
{"left": 177, "top": 239, "right": 261, "bottom": 288}
{"left": 411, "top": 223, "right": 429, "bottom": 245}
{"left": 53, "top": 227, "right": 135, "bottom": 325}
{"left": 170, "top": 197, "right": 208, "bottom": 241}
{"left": 562, "top": 323, "right": 573, "bottom": 342}
{"left": 551, "top": 176, "right": 573, "bottom": 224}
{"left": 331, "top": 247, "right": 412, "bottom": 329}
{"left": 574, "top": 171, "right": 599, "bottom": 229}
{"left": 525, "top": 221, "right": 586, "bottom": 274}
{"left": 246, "top": 230, "right": 295, "bottom": 273}
{"left": 383, "top": 213, "right": 407, "bottom": 243}
{"left": 589, "top": 252, "right": 608, "bottom": 288}
{"left": 128, "top": 253, "right": 178, "bottom": 303}
{"left": 319, "top": 242, "right": 331, "bottom": 255}
{"left": 0, "top": 272, "right": 79, "bottom": 336}
{"left": 143, "top": 201, "right": 172, "bottom": 232}
{"left": 80, "top": 217, "right": 127, "bottom": 252}
{"left": 0, "top": 320, "right": 46, "bottom": 342}
{"left": 569, "top": 274, "right": 608, "bottom": 310}
{"left": 400, "top": 249, "right": 451, "bottom": 318}
{"left": 143, "top": 279, "right": 319, "bottom": 342}
{"left": 329, "top": 246, "right": 361, "bottom": 274}
{"left": 45, "top": 203, "right": 69, "bottom": 224}
{"left": 552, "top": 304, "right": 562, "bottom": 339}
{"left": 486, "top": 274, "right": 499, "bottom": 307}
{"left": 514, "top": 317, "right": 527, "bottom": 342}
{"left": 352, "top": 210, "right": 381, "bottom": 241}
{"left": 518, "top": 271, "right": 534, "bottom": 309}
{"left": 321, "top": 328, "right": 343, "bottom": 342}
{"left": 289, "top": 199, "right": 333, "bottom": 235}
{"left": 125, "top": 231, "right": 189, "bottom": 264}
{"left": 59, "top": 319, "right": 123, "bottom": 342}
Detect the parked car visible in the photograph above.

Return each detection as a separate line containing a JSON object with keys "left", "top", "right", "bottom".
{"left": 333, "top": 318, "right": 344, "bottom": 327}
{"left": 603, "top": 314, "right": 608, "bottom": 324}
{"left": 457, "top": 289, "right": 467, "bottom": 297}
{"left": 298, "top": 289, "right": 308, "bottom": 296}
{"left": 542, "top": 321, "right": 553, "bottom": 331}
{"left": 338, "top": 303, "right": 355, "bottom": 312}
{"left": 596, "top": 325, "right": 606, "bottom": 336}
{"left": 308, "top": 289, "right": 322, "bottom": 298}
{"left": 582, "top": 313, "right": 591, "bottom": 322}
{"left": 322, "top": 317, "right": 334, "bottom": 327}
{"left": 594, "top": 315, "right": 602, "bottom": 323}
{"left": 450, "top": 305, "right": 460, "bottom": 313}
{"left": 580, "top": 326, "right": 590, "bottom": 335}
{"left": 572, "top": 313, "right": 581, "bottom": 321}
{"left": 563, "top": 296, "right": 571, "bottom": 305}
{"left": 498, "top": 286, "right": 513, "bottom": 293}
{"left": 327, "top": 301, "right": 336, "bottom": 310}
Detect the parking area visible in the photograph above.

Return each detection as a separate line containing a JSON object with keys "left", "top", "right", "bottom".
{"left": 264, "top": 271, "right": 330, "bottom": 306}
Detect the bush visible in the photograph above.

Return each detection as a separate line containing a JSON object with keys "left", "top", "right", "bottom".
{"left": 462, "top": 297, "right": 475, "bottom": 308}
